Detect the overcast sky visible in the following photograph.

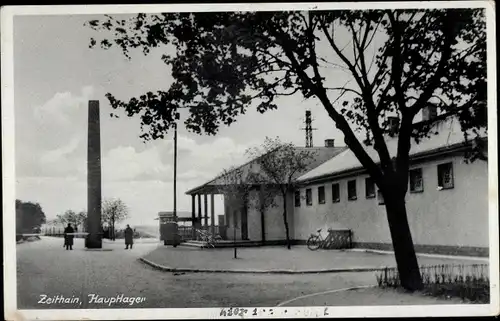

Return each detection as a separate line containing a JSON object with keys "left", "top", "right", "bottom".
{"left": 14, "top": 13, "right": 351, "bottom": 226}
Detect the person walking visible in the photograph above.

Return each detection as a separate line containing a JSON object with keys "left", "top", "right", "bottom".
{"left": 64, "top": 223, "right": 74, "bottom": 250}
{"left": 124, "top": 224, "right": 134, "bottom": 249}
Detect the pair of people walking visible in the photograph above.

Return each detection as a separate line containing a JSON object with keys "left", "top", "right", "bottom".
{"left": 63, "top": 222, "right": 133, "bottom": 250}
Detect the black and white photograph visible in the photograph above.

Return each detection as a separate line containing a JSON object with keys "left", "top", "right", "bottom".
{"left": 2, "top": 2, "right": 498, "bottom": 319}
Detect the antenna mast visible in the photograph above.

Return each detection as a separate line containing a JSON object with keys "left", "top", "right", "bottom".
{"left": 301, "top": 110, "right": 317, "bottom": 148}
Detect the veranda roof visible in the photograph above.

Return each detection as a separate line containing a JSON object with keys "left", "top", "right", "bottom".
{"left": 185, "top": 145, "right": 347, "bottom": 195}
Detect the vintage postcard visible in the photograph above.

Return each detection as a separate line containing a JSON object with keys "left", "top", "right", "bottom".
{"left": 2, "top": 2, "right": 498, "bottom": 320}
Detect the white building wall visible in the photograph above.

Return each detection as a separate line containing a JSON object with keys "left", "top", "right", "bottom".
{"left": 405, "top": 155, "right": 488, "bottom": 247}
{"left": 224, "top": 199, "right": 242, "bottom": 240}
{"left": 247, "top": 190, "right": 262, "bottom": 241}
{"left": 294, "top": 155, "right": 489, "bottom": 248}
{"left": 224, "top": 190, "right": 295, "bottom": 242}
{"left": 262, "top": 194, "right": 283, "bottom": 241}
{"left": 293, "top": 177, "right": 388, "bottom": 242}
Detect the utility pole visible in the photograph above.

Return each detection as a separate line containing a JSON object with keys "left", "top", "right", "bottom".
{"left": 173, "top": 122, "right": 178, "bottom": 221}
{"left": 173, "top": 122, "right": 178, "bottom": 247}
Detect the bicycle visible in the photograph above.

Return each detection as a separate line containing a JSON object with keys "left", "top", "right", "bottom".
{"left": 307, "top": 228, "right": 351, "bottom": 250}
{"left": 196, "top": 229, "right": 223, "bottom": 248}
{"left": 306, "top": 228, "right": 326, "bottom": 251}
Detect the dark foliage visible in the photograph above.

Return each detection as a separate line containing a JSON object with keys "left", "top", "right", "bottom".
{"left": 16, "top": 199, "right": 47, "bottom": 233}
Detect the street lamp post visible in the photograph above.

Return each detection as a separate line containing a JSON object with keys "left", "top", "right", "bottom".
{"left": 111, "top": 213, "right": 115, "bottom": 241}
{"left": 173, "top": 122, "right": 177, "bottom": 219}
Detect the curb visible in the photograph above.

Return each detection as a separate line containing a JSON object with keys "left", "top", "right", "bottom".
{"left": 276, "top": 285, "right": 376, "bottom": 307}
{"left": 349, "top": 248, "right": 489, "bottom": 262}
{"left": 138, "top": 257, "right": 392, "bottom": 274}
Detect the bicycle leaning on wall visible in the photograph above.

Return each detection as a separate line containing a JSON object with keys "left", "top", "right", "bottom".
{"left": 306, "top": 228, "right": 326, "bottom": 251}
{"left": 306, "top": 228, "right": 352, "bottom": 250}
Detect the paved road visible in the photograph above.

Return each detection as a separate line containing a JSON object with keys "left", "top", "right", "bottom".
{"left": 17, "top": 237, "right": 378, "bottom": 309}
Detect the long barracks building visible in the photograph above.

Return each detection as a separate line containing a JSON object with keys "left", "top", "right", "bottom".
{"left": 186, "top": 114, "right": 489, "bottom": 257}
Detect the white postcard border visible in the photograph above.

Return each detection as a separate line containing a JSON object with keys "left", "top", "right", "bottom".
{"left": 2, "top": 2, "right": 498, "bottom": 320}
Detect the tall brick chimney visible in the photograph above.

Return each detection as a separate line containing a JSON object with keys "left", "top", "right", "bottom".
{"left": 86, "top": 100, "right": 102, "bottom": 248}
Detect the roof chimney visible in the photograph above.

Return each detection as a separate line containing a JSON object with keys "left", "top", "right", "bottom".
{"left": 324, "top": 139, "right": 335, "bottom": 147}
{"left": 422, "top": 106, "right": 438, "bottom": 121}
{"left": 388, "top": 117, "right": 400, "bottom": 136}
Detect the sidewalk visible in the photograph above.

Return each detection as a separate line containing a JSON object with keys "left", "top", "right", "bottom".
{"left": 141, "top": 245, "right": 488, "bottom": 273}
{"left": 277, "top": 286, "right": 464, "bottom": 306}
{"left": 103, "top": 238, "right": 160, "bottom": 244}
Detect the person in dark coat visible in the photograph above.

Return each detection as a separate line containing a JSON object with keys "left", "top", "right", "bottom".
{"left": 124, "top": 224, "right": 134, "bottom": 249}
{"left": 64, "top": 223, "right": 74, "bottom": 250}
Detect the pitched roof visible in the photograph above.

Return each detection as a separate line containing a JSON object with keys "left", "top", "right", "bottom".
{"left": 297, "top": 116, "right": 486, "bottom": 183}
{"left": 185, "top": 145, "right": 347, "bottom": 195}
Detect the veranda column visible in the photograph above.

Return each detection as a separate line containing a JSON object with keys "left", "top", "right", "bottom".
{"left": 204, "top": 194, "right": 208, "bottom": 228}
{"left": 197, "top": 194, "right": 202, "bottom": 229}
{"left": 210, "top": 194, "right": 215, "bottom": 236}
{"left": 191, "top": 194, "right": 196, "bottom": 239}
{"left": 87, "top": 100, "right": 102, "bottom": 248}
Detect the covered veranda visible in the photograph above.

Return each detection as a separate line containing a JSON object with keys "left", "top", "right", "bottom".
{"left": 186, "top": 181, "right": 272, "bottom": 243}
{"left": 185, "top": 183, "right": 225, "bottom": 240}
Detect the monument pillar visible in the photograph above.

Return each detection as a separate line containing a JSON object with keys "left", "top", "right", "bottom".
{"left": 86, "top": 100, "right": 102, "bottom": 248}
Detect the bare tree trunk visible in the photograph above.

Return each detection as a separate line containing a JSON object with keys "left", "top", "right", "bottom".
{"left": 259, "top": 185, "right": 266, "bottom": 245}
{"left": 111, "top": 215, "right": 115, "bottom": 241}
{"left": 384, "top": 193, "right": 423, "bottom": 291}
{"left": 282, "top": 193, "right": 291, "bottom": 249}
{"left": 260, "top": 208, "right": 266, "bottom": 245}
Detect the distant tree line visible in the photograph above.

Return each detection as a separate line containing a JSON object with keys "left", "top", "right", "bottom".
{"left": 49, "top": 210, "right": 87, "bottom": 230}
{"left": 46, "top": 198, "right": 129, "bottom": 237}
{"left": 16, "top": 198, "right": 130, "bottom": 242}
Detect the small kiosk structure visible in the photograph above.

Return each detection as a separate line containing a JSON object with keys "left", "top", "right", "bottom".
{"left": 158, "top": 211, "right": 180, "bottom": 246}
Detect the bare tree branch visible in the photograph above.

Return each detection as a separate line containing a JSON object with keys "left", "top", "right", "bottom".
{"left": 348, "top": 19, "right": 371, "bottom": 89}
{"left": 306, "top": 12, "right": 324, "bottom": 86}
{"left": 363, "top": 17, "right": 383, "bottom": 51}
{"left": 317, "top": 57, "right": 350, "bottom": 71}
{"left": 409, "top": 12, "right": 457, "bottom": 114}
{"left": 387, "top": 11, "right": 407, "bottom": 112}
{"left": 319, "top": 20, "right": 367, "bottom": 93}
{"left": 324, "top": 86, "right": 362, "bottom": 97}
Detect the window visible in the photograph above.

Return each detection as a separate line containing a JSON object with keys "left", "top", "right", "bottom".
{"left": 318, "top": 186, "right": 325, "bottom": 204}
{"left": 294, "top": 190, "right": 301, "bottom": 207}
{"left": 409, "top": 168, "right": 424, "bottom": 193}
{"left": 438, "top": 162, "right": 454, "bottom": 189}
{"left": 347, "top": 180, "right": 357, "bottom": 200}
{"left": 365, "top": 177, "right": 376, "bottom": 198}
{"left": 377, "top": 190, "right": 385, "bottom": 205}
{"left": 306, "top": 188, "right": 312, "bottom": 206}
{"left": 332, "top": 183, "right": 340, "bottom": 203}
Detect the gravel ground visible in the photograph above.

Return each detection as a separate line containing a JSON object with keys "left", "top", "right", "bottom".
{"left": 16, "top": 237, "right": 376, "bottom": 309}
{"left": 16, "top": 237, "right": 471, "bottom": 310}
